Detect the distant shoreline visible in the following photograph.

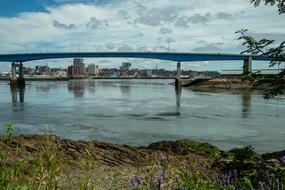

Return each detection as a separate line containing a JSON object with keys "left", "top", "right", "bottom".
{"left": 0, "top": 76, "right": 177, "bottom": 81}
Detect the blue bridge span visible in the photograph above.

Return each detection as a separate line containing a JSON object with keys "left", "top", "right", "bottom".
{"left": 0, "top": 52, "right": 278, "bottom": 87}
{"left": 0, "top": 52, "right": 273, "bottom": 63}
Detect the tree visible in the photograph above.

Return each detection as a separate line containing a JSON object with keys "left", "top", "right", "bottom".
{"left": 236, "top": 0, "right": 285, "bottom": 98}
{"left": 250, "top": 0, "right": 285, "bottom": 14}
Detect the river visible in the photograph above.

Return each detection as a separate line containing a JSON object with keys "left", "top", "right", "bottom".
{"left": 0, "top": 79, "right": 284, "bottom": 153}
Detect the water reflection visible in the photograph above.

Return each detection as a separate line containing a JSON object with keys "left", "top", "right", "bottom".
{"left": 119, "top": 81, "right": 131, "bottom": 95}
{"left": 10, "top": 87, "right": 25, "bottom": 104}
{"left": 68, "top": 80, "right": 85, "bottom": 98}
{"left": 241, "top": 91, "right": 251, "bottom": 118}
{"left": 87, "top": 80, "right": 96, "bottom": 93}
{"left": 175, "top": 86, "right": 182, "bottom": 109}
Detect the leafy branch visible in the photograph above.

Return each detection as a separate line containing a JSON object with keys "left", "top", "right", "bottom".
{"left": 236, "top": 29, "right": 285, "bottom": 68}
{"left": 250, "top": 0, "right": 285, "bottom": 14}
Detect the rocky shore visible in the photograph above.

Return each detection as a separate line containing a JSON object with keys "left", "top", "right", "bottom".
{"left": 183, "top": 76, "right": 283, "bottom": 90}
{"left": 0, "top": 135, "right": 284, "bottom": 189}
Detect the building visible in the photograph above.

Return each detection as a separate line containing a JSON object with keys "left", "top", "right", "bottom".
{"left": 35, "top": 65, "right": 50, "bottom": 75}
{"left": 146, "top": 70, "right": 152, "bottom": 77}
{"left": 68, "top": 58, "right": 86, "bottom": 78}
{"left": 87, "top": 64, "right": 100, "bottom": 76}
{"left": 73, "top": 58, "right": 84, "bottom": 66}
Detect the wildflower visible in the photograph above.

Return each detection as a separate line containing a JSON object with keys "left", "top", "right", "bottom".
{"left": 134, "top": 175, "right": 141, "bottom": 185}
{"left": 131, "top": 175, "right": 141, "bottom": 189}
{"left": 258, "top": 181, "right": 265, "bottom": 190}
{"left": 226, "top": 174, "right": 231, "bottom": 185}
{"left": 157, "top": 175, "right": 163, "bottom": 189}
{"left": 280, "top": 155, "right": 285, "bottom": 164}
{"left": 160, "top": 154, "right": 167, "bottom": 161}
{"left": 175, "top": 175, "right": 179, "bottom": 183}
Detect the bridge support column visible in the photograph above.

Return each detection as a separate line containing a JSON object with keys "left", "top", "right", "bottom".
{"left": 10, "top": 63, "right": 18, "bottom": 86}
{"left": 243, "top": 56, "right": 252, "bottom": 75}
{"left": 175, "top": 61, "right": 182, "bottom": 90}
{"left": 10, "top": 62, "right": 25, "bottom": 87}
{"left": 17, "top": 62, "right": 25, "bottom": 86}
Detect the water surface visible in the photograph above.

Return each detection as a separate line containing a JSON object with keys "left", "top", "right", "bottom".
{"left": 0, "top": 80, "right": 284, "bottom": 153}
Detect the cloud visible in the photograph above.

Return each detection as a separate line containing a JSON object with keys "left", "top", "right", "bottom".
{"left": 136, "top": 45, "right": 148, "bottom": 52}
{"left": 118, "top": 10, "right": 130, "bottom": 20}
{"left": 216, "top": 12, "right": 234, "bottom": 20}
{"left": 249, "top": 32, "right": 285, "bottom": 43}
{"left": 188, "top": 13, "right": 212, "bottom": 24}
{"left": 118, "top": 44, "right": 133, "bottom": 52}
{"left": 166, "top": 37, "right": 175, "bottom": 43}
{"left": 174, "top": 15, "right": 189, "bottom": 27}
{"left": 174, "top": 12, "right": 211, "bottom": 27}
{"left": 86, "top": 17, "right": 108, "bottom": 29}
{"left": 159, "top": 27, "right": 172, "bottom": 35}
{"left": 106, "top": 42, "right": 116, "bottom": 50}
{"left": 153, "top": 45, "right": 168, "bottom": 52}
{"left": 136, "top": 8, "right": 177, "bottom": 26}
{"left": 53, "top": 20, "right": 76, "bottom": 30}
{"left": 192, "top": 43, "right": 221, "bottom": 52}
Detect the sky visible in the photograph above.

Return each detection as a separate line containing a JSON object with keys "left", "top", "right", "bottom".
{"left": 0, "top": 0, "right": 284, "bottom": 72}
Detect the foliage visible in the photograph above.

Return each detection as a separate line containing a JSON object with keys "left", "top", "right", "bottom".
{"left": 236, "top": 29, "right": 285, "bottom": 68}
{"left": 250, "top": 0, "right": 285, "bottom": 14}
{"left": 236, "top": 1, "right": 285, "bottom": 98}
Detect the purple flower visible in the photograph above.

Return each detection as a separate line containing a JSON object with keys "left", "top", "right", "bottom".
{"left": 175, "top": 175, "right": 179, "bottom": 183}
{"left": 226, "top": 174, "right": 231, "bottom": 185}
{"left": 157, "top": 175, "right": 163, "bottom": 189}
{"left": 259, "top": 181, "right": 265, "bottom": 190}
{"left": 134, "top": 175, "right": 141, "bottom": 185}
{"left": 280, "top": 155, "right": 285, "bottom": 164}
{"left": 131, "top": 175, "right": 141, "bottom": 188}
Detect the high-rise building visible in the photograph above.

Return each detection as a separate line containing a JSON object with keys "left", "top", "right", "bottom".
{"left": 73, "top": 58, "right": 84, "bottom": 66}
{"left": 87, "top": 64, "right": 99, "bottom": 76}
{"left": 68, "top": 58, "right": 86, "bottom": 78}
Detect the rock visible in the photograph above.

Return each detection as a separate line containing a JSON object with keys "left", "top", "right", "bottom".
{"left": 147, "top": 139, "right": 221, "bottom": 157}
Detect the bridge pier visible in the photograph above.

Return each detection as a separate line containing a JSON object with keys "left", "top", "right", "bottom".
{"left": 175, "top": 61, "right": 182, "bottom": 90}
{"left": 10, "top": 62, "right": 25, "bottom": 87}
{"left": 243, "top": 56, "right": 252, "bottom": 75}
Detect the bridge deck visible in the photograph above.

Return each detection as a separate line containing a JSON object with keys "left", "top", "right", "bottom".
{"left": 0, "top": 52, "right": 274, "bottom": 63}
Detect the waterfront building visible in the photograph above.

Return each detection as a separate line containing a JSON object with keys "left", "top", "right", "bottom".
{"left": 35, "top": 65, "right": 50, "bottom": 75}
{"left": 146, "top": 70, "right": 152, "bottom": 77}
{"left": 68, "top": 58, "right": 86, "bottom": 78}
{"left": 87, "top": 64, "right": 100, "bottom": 76}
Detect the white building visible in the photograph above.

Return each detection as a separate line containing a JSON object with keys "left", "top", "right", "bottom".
{"left": 87, "top": 64, "right": 100, "bottom": 76}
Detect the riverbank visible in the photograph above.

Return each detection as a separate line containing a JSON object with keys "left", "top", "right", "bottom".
{"left": 184, "top": 76, "right": 285, "bottom": 90}
{"left": 0, "top": 134, "right": 284, "bottom": 189}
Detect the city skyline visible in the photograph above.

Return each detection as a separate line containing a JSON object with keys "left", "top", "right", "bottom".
{"left": 0, "top": 0, "right": 284, "bottom": 72}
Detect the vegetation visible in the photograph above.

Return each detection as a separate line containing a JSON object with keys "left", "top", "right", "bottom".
{"left": 236, "top": 0, "right": 285, "bottom": 98}
{"left": 250, "top": 0, "right": 285, "bottom": 15}
{"left": 1, "top": 123, "right": 285, "bottom": 189}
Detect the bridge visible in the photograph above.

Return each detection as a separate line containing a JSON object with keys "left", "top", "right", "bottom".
{"left": 0, "top": 52, "right": 276, "bottom": 87}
